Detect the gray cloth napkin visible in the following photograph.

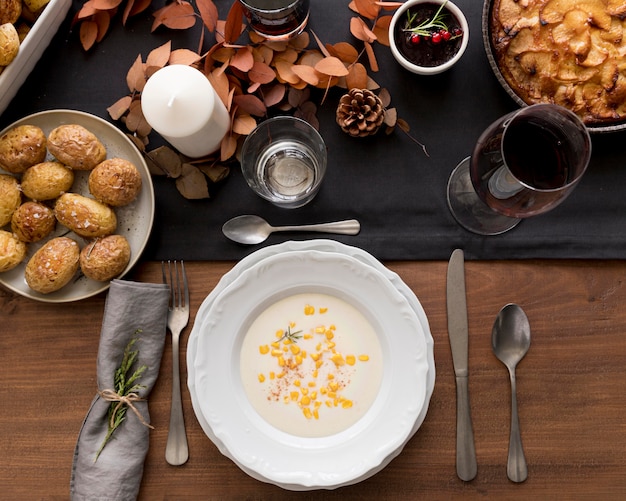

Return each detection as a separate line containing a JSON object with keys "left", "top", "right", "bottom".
{"left": 70, "top": 279, "right": 170, "bottom": 501}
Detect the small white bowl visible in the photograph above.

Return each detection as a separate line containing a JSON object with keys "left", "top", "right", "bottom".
{"left": 389, "top": 0, "right": 469, "bottom": 75}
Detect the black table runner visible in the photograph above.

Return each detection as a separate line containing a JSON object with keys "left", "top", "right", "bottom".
{"left": 3, "top": 0, "right": 626, "bottom": 262}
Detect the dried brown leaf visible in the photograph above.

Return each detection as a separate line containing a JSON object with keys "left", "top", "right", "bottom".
{"left": 93, "top": 0, "right": 122, "bottom": 10}
{"left": 233, "top": 94, "right": 267, "bottom": 116}
{"left": 397, "top": 117, "right": 410, "bottom": 133}
{"left": 288, "top": 31, "right": 310, "bottom": 50}
{"left": 231, "top": 47, "right": 254, "bottom": 72}
{"left": 354, "top": 0, "right": 380, "bottom": 20}
{"left": 169, "top": 48, "right": 201, "bottom": 65}
{"left": 364, "top": 41, "right": 378, "bottom": 71}
{"left": 252, "top": 45, "right": 274, "bottom": 64}
{"left": 146, "top": 41, "right": 171, "bottom": 68}
{"left": 310, "top": 30, "right": 331, "bottom": 57}
{"left": 79, "top": 21, "right": 98, "bottom": 51}
{"left": 126, "top": 99, "right": 151, "bottom": 137}
{"left": 274, "top": 60, "right": 301, "bottom": 85}
{"left": 152, "top": 3, "right": 196, "bottom": 32}
{"left": 262, "top": 83, "right": 286, "bottom": 107}
{"left": 126, "top": 54, "right": 145, "bottom": 93}
{"left": 208, "top": 68, "right": 231, "bottom": 107}
{"left": 345, "top": 62, "right": 368, "bottom": 90}
{"left": 220, "top": 135, "right": 238, "bottom": 161}
{"left": 264, "top": 40, "right": 288, "bottom": 52}
{"left": 291, "top": 65, "right": 320, "bottom": 86}
{"left": 76, "top": 1, "right": 98, "bottom": 19}
{"left": 248, "top": 61, "right": 276, "bottom": 84}
{"left": 273, "top": 47, "right": 298, "bottom": 64}
{"left": 107, "top": 95, "right": 132, "bottom": 120}
{"left": 147, "top": 146, "right": 183, "bottom": 177}
{"left": 224, "top": 0, "right": 244, "bottom": 44}
{"left": 373, "top": 15, "right": 392, "bottom": 46}
{"left": 198, "top": 163, "right": 230, "bottom": 182}
{"left": 350, "top": 16, "right": 377, "bottom": 43}
{"left": 378, "top": 87, "right": 391, "bottom": 107}
{"left": 329, "top": 42, "right": 359, "bottom": 64}
{"left": 93, "top": 11, "right": 111, "bottom": 43}
{"left": 176, "top": 164, "right": 210, "bottom": 199}
{"left": 125, "top": 0, "right": 152, "bottom": 21}
{"left": 232, "top": 115, "right": 257, "bottom": 135}
{"left": 196, "top": 0, "right": 218, "bottom": 32}
{"left": 383, "top": 107, "right": 397, "bottom": 126}
{"left": 315, "top": 56, "right": 349, "bottom": 77}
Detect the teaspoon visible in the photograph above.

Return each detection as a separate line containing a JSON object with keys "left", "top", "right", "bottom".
{"left": 222, "top": 215, "right": 361, "bottom": 244}
{"left": 492, "top": 303, "right": 531, "bottom": 483}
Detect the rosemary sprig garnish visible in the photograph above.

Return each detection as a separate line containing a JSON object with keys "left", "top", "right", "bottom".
{"left": 277, "top": 325, "right": 303, "bottom": 343}
{"left": 95, "top": 331, "right": 149, "bottom": 461}
{"left": 403, "top": 1, "right": 449, "bottom": 37}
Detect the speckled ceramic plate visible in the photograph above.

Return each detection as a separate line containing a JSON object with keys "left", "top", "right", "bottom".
{"left": 0, "top": 110, "right": 154, "bottom": 302}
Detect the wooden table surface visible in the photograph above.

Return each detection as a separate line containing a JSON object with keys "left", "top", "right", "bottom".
{"left": 2, "top": 259, "right": 626, "bottom": 499}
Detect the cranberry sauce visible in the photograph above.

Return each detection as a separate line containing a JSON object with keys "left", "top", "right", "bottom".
{"left": 394, "top": 3, "right": 463, "bottom": 68}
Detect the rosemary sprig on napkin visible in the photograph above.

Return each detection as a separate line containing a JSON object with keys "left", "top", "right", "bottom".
{"left": 95, "top": 331, "right": 152, "bottom": 461}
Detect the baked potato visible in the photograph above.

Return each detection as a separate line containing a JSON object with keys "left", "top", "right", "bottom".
{"left": 0, "top": 173, "right": 21, "bottom": 226}
{"left": 0, "top": 124, "right": 47, "bottom": 173}
{"left": 47, "top": 124, "right": 107, "bottom": 170}
{"left": 0, "top": 22, "right": 19, "bottom": 66}
{"left": 80, "top": 234, "right": 131, "bottom": 281}
{"left": 21, "top": 161, "right": 75, "bottom": 200}
{"left": 24, "top": 236, "right": 80, "bottom": 293}
{"left": 0, "top": 0, "right": 22, "bottom": 24}
{"left": 0, "top": 229, "right": 26, "bottom": 272}
{"left": 89, "top": 158, "right": 142, "bottom": 206}
{"left": 11, "top": 201, "right": 56, "bottom": 243}
{"left": 54, "top": 193, "right": 117, "bottom": 238}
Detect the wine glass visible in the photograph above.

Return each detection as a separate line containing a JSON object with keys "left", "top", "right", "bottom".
{"left": 447, "top": 104, "right": 592, "bottom": 235}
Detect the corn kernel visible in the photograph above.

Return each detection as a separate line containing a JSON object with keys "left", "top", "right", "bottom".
{"left": 289, "top": 321, "right": 296, "bottom": 328}
{"left": 311, "top": 391, "right": 318, "bottom": 400}
{"left": 313, "top": 408, "right": 320, "bottom": 419}
{"left": 295, "top": 355, "right": 303, "bottom": 365}
{"left": 304, "top": 305, "right": 315, "bottom": 315}
{"left": 358, "top": 354, "right": 370, "bottom": 362}
{"left": 342, "top": 400, "right": 353, "bottom": 409}
{"left": 325, "top": 330, "right": 334, "bottom": 340}
{"left": 269, "top": 371, "right": 275, "bottom": 380}
{"left": 315, "top": 360, "right": 323, "bottom": 369}
{"left": 325, "top": 400, "right": 332, "bottom": 408}
{"left": 290, "top": 391, "right": 299, "bottom": 401}
{"left": 259, "top": 345, "right": 269, "bottom": 355}
{"left": 294, "top": 379, "right": 301, "bottom": 387}
{"left": 310, "top": 352, "right": 321, "bottom": 361}
{"left": 331, "top": 353, "right": 345, "bottom": 366}
{"left": 290, "top": 344, "right": 300, "bottom": 355}
{"left": 314, "top": 400, "right": 322, "bottom": 408}
{"left": 278, "top": 356, "right": 285, "bottom": 366}
{"left": 319, "top": 307, "right": 328, "bottom": 314}
{"left": 346, "top": 355, "right": 356, "bottom": 366}
{"left": 327, "top": 373, "right": 334, "bottom": 380}
{"left": 328, "top": 391, "right": 337, "bottom": 399}
{"left": 312, "top": 370, "right": 318, "bottom": 378}
{"left": 320, "top": 387, "right": 328, "bottom": 395}
{"left": 258, "top": 373, "right": 265, "bottom": 383}
{"left": 271, "top": 342, "right": 280, "bottom": 349}
{"left": 303, "top": 407, "right": 313, "bottom": 419}
{"left": 271, "top": 349, "right": 282, "bottom": 357}
{"left": 300, "top": 396, "right": 311, "bottom": 406}
{"left": 275, "top": 329, "right": 284, "bottom": 338}
{"left": 276, "top": 372, "right": 284, "bottom": 378}
{"left": 283, "top": 396, "right": 290, "bottom": 403}
{"left": 315, "top": 326, "right": 325, "bottom": 334}
{"left": 304, "top": 333, "right": 313, "bottom": 340}
{"left": 326, "top": 341, "right": 336, "bottom": 350}
{"left": 328, "top": 381, "right": 339, "bottom": 392}
{"left": 329, "top": 324, "right": 336, "bottom": 330}
{"left": 308, "top": 381, "right": 316, "bottom": 387}
{"left": 300, "top": 387, "right": 308, "bottom": 395}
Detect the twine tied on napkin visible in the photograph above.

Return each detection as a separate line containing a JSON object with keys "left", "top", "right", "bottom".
{"left": 70, "top": 280, "right": 170, "bottom": 501}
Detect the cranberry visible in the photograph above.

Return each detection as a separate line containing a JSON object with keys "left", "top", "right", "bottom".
{"left": 452, "top": 27, "right": 463, "bottom": 38}
{"left": 441, "top": 29, "right": 451, "bottom": 41}
{"left": 431, "top": 32, "right": 442, "bottom": 44}
{"left": 410, "top": 33, "right": 421, "bottom": 45}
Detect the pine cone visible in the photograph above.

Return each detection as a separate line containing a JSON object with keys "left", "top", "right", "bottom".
{"left": 336, "top": 89, "right": 385, "bottom": 137}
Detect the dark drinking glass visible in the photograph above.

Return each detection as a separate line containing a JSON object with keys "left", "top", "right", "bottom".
{"left": 447, "top": 104, "right": 591, "bottom": 235}
{"left": 239, "top": 0, "right": 310, "bottom": 40}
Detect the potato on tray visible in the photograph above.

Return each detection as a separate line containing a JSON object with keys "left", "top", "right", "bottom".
{"left": 0, "top": 0, "right": 51, "bottom": 69}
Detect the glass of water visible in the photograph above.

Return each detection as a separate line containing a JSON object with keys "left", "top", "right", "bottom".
{"left": 240, "top": 116, "right": 327, "bottom": 209}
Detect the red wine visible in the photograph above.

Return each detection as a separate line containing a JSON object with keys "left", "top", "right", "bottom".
{"left": 240, "top": 0, "right": 310, "bottom": 39}
{"left": 503, "top": 120, "right": 569, "bottom": 190}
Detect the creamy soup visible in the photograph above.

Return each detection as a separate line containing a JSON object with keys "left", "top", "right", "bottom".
{"left": 240, "top": 292, "right": 384, "bottom": 437}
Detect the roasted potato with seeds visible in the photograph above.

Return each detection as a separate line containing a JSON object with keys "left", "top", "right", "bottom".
{"left": 25, "top": 236, "right": 79, "bottom": 293}
{"left": 21, "top": 161, "right": 74, "bottom": 200}
{"left": 0, "top": 124, "right": 47, "bottom": 173}
{"left": 0, "top": 173, "right": 21, "bottom": 226}
{"left": 0, "top": 229, "right": 26, "bottom": 272}
{"left": 47, "top": 124, "right": 106, "bottom": 170}
{"left": 80, "top": 235, "right": 131, "bottom": 281}
{"left": 0, "top": 23, "right": 19, "bottom": 66}
{"left": 54, "top": 193, "right": 117, "bottom": 238}
{"left": 89, "top": 158, "right": 142, "bottom": 206}
{"left": 11, "top": 201, "right": 56, "bottom": 243}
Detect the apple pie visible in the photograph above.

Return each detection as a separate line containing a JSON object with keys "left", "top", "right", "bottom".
{"left": 490, "top": 0, "right": 626, "bottom": 125}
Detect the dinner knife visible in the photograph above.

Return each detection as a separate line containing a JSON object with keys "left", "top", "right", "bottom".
{"left": 447, "top": 249, "right": 477, "bottom": 481}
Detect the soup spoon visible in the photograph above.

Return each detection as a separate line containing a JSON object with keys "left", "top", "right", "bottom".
{"left": 492, "top": 303, "right": 531, "bottom": 483}
{"left": 222, "top": 215, "right": 361, "bottom": 244}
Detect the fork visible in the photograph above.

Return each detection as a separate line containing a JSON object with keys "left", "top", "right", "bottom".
{"left": 162, "top": 260, "right": 190, "bottom": 466}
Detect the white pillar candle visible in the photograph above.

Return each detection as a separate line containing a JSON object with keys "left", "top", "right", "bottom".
{"left": 141, "top": 65, "right": 230, "bottom": 158}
